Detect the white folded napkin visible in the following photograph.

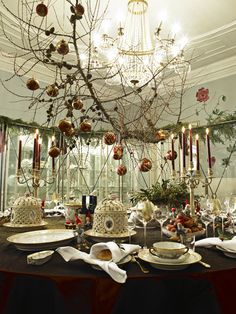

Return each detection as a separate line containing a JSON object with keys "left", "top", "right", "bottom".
{"left": 195, "top": 236, "right": 236, "bottom": 252}
{"left": 56, "top": 242, "right": 140, "bottom": 283}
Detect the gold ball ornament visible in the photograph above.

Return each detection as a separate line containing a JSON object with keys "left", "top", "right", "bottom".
{"left": 138, "top": 158, "right": 152, "bottom": 172}
{"left": 73, "top": 98, "right": 83, "bottom": 110}
{"left": 56, "top": 39, "right": 69, "bottom": 55}
{"left": 46, "top": 84, "right": 59, "bottom": 97}
{"left": 113, "top": 144, "right": 124, "bottom": 160}
{"left": 155, "top": 129, "right": 167, "bottom": 141}
{"left": 26, "top": 78, "right": 40, "bottom": 91}
{"left": 80, "top": 120, "right": 91, "bottom": 132}
{"left": 58, "top": 119, "right": 72, "bottom": 133}
{"left": 116, "top": 164, "right": 127, "bottom": 176}
{"left": 48, "top": 146, "right": 60, "bottom": 158}
{"left": 36, "top": 2, "right": 48, "bottom": 17}
{"left": 64, "top": 127, "right": 76, "bottom": 137}
{"left": 103, "top": 132, "right": 116, "bottom": 145}
{"left": 75, "top": 3, "right": 85, "bottom": 17}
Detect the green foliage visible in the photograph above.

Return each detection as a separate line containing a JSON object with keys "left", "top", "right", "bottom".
{"left": 129, "top": 179, "right": 189, "bottom": 208}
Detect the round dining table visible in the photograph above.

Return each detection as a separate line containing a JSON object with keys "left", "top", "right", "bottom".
{"left": 0, "top": 217, "right": 235, "bottom": 314}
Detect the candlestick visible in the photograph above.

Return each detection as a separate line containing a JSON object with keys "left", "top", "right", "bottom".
{"left": 196, "top": 134, "right": 200, "bottom": 171}
{"left": 189, "top": 124, "right": 193, "bottom": 164}
{"left": 171, "top": 134, "right": 175, "bottom": 171}
{"left": 182, "top": 127, "right": 186, "bottom": 171}
{"left": 17, "top": 135, "right": 22, "bottom": 170}
{"left": 206, "top": 128, "right": 211, "bottom": 168}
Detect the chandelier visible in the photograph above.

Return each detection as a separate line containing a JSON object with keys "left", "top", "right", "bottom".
{"left": 91, "top": 0, "right": 190, "bottom": 87}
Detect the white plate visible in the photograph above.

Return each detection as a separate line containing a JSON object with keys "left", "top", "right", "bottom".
{"left": 216, "top": 246, "right": 236, "bottom": 258}
{"left": 91, "top": 255, "right": 132, "bottom": 270}
{"left": 3, "top": 221, "right": 48, "bottom": 232}
{"left": 138, "top": 249, "right": 202, "bottom": 270}
{"left": 7, "top": 229, "right": 77, "bottom": 251}
{"left": 162, "top": 227, "right": 206, "bottom": 239}
{"left": 84, "top": 229, "right": 136, "bottom": 242}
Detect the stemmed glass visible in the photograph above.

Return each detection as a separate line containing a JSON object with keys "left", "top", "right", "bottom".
{"left": 135, "top": 208, "right": 153, "bottom": 249}
{"left": 154, "top": 206, "right": 169, "bottom": 239}
{"left": 127, "top": 220, "right": 136, "bottom": 244}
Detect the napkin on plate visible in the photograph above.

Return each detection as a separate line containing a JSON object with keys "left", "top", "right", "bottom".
{"left": 56, "top": 242, "right": 140, "bottom": 283}
{"left": 195, "top": 236, "right": 236, "bottom": 252}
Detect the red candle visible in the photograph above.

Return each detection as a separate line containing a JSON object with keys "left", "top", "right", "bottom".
{"left": 52, "top": 157, "right": 55, "bottom": 172}
{"left": 17, "top": 136, "right": 22, "bottom": 170}
{"left": 33, "top": 134, "right": 37, "bottom": 170}
{"left": 171, "top": 134, "right": 175, "bottom": 171}
{"left": 189, "top": 124, "right": 193, "bottom": 163}
{"left": 206, "top": 128, "right": 211, "bottom": 168}
{"left": 196, "top": 134, "right": 200, "bottom": 171}
{"left": 38, "top": 137, "right": 42, "bottom": 170}
{"left": 182, "top": 127, "right": 186, "bottom": 169}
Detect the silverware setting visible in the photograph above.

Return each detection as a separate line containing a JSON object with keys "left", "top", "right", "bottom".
{"left": 198, "top": 260, "right": 211, "bottom": 268}
{"left": 131, "top": 255, "right": 149, "bottom": 273}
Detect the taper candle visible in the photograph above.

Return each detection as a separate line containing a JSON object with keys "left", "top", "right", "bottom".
{"left": 51, "top": 135, "right": 55, "bottom": 146}
{"left": 196, "top": 134, "right": 200, "bottom": 171}
{"left": 32, "top": 133, "right": 37, "bottom": 170}
{"left": 171, "top": 134, "right": 175, "bottom": 171}
{"left": 206, "top": 128, "right": 211, "bottom": 168}
{"left": 38, "top": 137, "right": 42, "bottom": 170}
{"left": 189, "top": 124, "right": 193, "bottom": 163}
{"left": 17, "top": 135, "right": 22, "bottom": 170}
{"left": 182, "top": 127, "right": 186, "bottom": 169}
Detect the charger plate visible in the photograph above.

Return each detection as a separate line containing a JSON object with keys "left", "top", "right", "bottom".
{"left": 138, "top": 248, "right": 201, "bottom": 270}
{"left": 3, "top": 221, "right": 48, "bottom": 232}
{"left": 7, "top": 229, "right": 76, "bottom": 251}
{"left": 216, "top": 246, "right": 236, "bottom": 258}
{"left": 84, "top": 229, "right": 136, "bottom": 242}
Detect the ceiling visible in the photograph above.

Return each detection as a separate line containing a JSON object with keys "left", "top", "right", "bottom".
{"left": 0, "top": 0, "right": 236, "bottom": 83}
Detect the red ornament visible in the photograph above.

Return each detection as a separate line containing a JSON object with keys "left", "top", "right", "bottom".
{"left": 138, "top": 158, "right": 152, "bottom": 172}
{"left": 196, "top": 87, "right": 209, "bottom": 103}
{"left": 75, "top": 3, "right": 85, "bottom": 17}
{"left": 73, "top": 98, "right": 83, "bottom": 110}
{"left": 116, "top": 164, "right": 127, "bottom": 176}
{"left": 26, "top": 78, "right": 40, "bottom": 91}
{"left": 80, "top": 120, "right": 91, "bottom": 132}
{"left": 165, "top": 150, "right": 177, "bottom": 160}
{"left": 46, "top": 84, "right": 59, "bottom": 97}
{"left": 48, "top": 146, "right": 60, "bottom": 158}
{"left": 113, "top": 144, "right": 123, "bottom": 160}
{"left": 58, "top": 119, "right": 72, "bottom": 133}
{"left": 56, "top": 39, "right": 69, "bottom": 55}
{"left": 36, "top": 2, "right": 48, "bottom": 17}
{"left": 103, "top": 132, "right": 116, "bottom": 145}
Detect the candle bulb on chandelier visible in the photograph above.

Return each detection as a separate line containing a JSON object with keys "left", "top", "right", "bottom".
{"left": 206, "top": 128, "right": 211, "bottom": 169}
{"left": 171, "top": 134, "right": 175, "bottom": 171}
{"left": 189, "top": 124, "right": 193, "bottom": 164}
{"left": 196, "top": 134, "right": 200, "bottom": 171}
{"left": 17, "top": 135, "right": 22, "bottom": 170}
{"left": 182, "top": 127, "right": 186, "bottom": 171}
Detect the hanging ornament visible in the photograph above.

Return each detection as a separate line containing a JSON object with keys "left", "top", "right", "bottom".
{"left": 48, "top": 146, "right": 60, "bottom": 158}
{"left": 75, "top": 3, "right": 85, "bottom": 17}
{"left": 73, "top": 98, "right": 83, "bottom": 110}
{"left": 80, "top": 120, "right": 91, "bottom": 132}
{"left": 103, "top": 132, "right": 116, "bottom": 145}
{"left": 113, "top": 144, "right": 123, "bottom": 160}
{"left": 26, "top": 78, "right": 40, "bottom": 91}
{"left": 116, "top": 164, "right": 127, "bottom": 176}
{"left": 56, "top": 39, "right": 69, "bottom": 55}
{"left": 58, "top": 119, "right": 72, "bottom": 133}
{"left": 165, "top": 150, "right": 177, "bottom": 160}
{"left": 36, "top": 2, "right": 48, "bottom": 17}
{"left": 64, "top": 127, "right": 76, "bottom": 137}
{"left": 138, "top": 158, "right": 152, "bottom": 172}
{"left": 155, "top": 129, "right": 168, "bottom": 141}
{"left": 46, "top": 84, "right": 59, "bottom": 97}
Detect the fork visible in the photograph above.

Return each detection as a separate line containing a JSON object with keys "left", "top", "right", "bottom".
{"left": 131, "top": 255, "right": 149, "bottom": 273}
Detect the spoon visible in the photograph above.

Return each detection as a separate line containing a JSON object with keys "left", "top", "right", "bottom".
{"left": 198, "top": 260, "right": 211, "bottom": 268}
{"left": 131, "top": 255, "right": 149, "bottom": 273}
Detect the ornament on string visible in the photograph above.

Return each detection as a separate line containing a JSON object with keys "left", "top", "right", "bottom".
{"left": 196, "top": 87, "right": 209, "bottom": 103}
{"left": 116, "top": 164, "right": 127, "bottom": 176}
{"left": 75, "top": 3, "right": 85, "bottom": 17}
{"left": 26, "top": 78, "right": 40, "bottom": 91}
{"left": 56, "top": 39, "right": 69, "bottom": 55}
{"left": 48, "top": 146, "right": 60, "bottom": 158}
{"left": 113, "top": 144, "right": 123, "bottom": 160}
{"left": 58, "top": 119, "right": 72, "bottom": 133}
{"left": 46, "top": 84, "right": 59, "bottom": 97}
{"left": 64, "top": 127, "right": 76, "bottom": 137}
{"left": 36, "top": 2, "right": 48, "bottom": 17}
{"left": 103, "top": 132, "right": 116, "bottom": 145}
{"left": 165, "top": 150, "right": 177, "bottom": 161}
{"left": 73, "top": 98, "right": 83, "bottom": 110}
{"left": 80, "top": 120, "right": 91, "bottom": 132}
{"left": 138, "top": 158, "right": 152, "bottom": 172}
{"left": 155, "top": 129, "right": 168, "bottom": 141}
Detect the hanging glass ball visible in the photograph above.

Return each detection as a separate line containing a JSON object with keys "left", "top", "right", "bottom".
{"left": 103, "top": 132, "right": 116, "bottom": 145}
{"left": 138, "top": 158, "right": 152, "bottom": 172}
{"left": 26, "top": 78, "right": 40, "bottom": 91}
{"left": 36, "top": 2, "right": 48, "bottom": 17}
{"left": 116, "top": 164, "right": 127, "bottom": 176}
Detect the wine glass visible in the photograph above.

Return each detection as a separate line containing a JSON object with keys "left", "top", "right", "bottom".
{"left": 154, "top": 206, "right": 169, "bottom": 239}
{"left": 127, "top": 220, "right": 136, "bottom": 244}
{"left": 135, "top": 208, "right": 153, "bottom": 249}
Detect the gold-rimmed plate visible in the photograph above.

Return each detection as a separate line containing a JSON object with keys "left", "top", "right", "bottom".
{"left": 84, "top": 229, "right": 136, "bottom": 242}
{"left": 138, "top": 248, "right": 202, "bottom": 270}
